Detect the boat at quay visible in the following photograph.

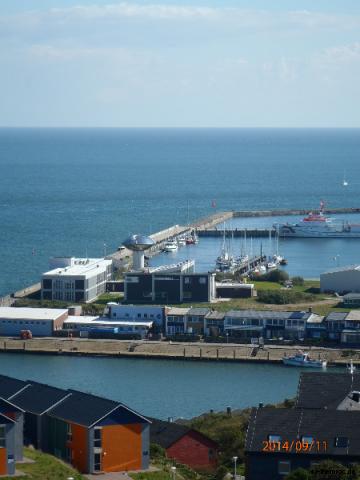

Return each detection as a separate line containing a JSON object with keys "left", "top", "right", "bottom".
{"left": 276, "top": 202, "right": 360, "bottom": 238}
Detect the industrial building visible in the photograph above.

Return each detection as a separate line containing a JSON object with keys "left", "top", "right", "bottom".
{"left": 0, "top": 307, "right": 68, "bottom": 337}
{"left": 320, "top": 264, "right": 360, "bottom": 294}
{"left": 125, "top": 272, "right": 216, "bottom": 304}
{"left": 41, "top": 257, "right": 113, "bottom": 303}
{"left": 216, "top": 282, "right": 255, "bottom": 298}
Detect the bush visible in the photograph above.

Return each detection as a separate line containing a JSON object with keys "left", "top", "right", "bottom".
{"left": 257, "top": 290, "right": 317, "bottom": 305}
{"left": 292, "top": 276, "right": 304, "bottom": 286}
{"left": 214, "top": 465, "right": 229, "bottom": 480}
{"left": 255, "top": 269, "right": 289, "bottom": 283}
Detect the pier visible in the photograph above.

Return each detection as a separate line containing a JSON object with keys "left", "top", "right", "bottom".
{"left": 0, "top": 337, "right": 355, "bottom": 367}
{"left": 198, "top": 229, "right": 276, "bottom": 238}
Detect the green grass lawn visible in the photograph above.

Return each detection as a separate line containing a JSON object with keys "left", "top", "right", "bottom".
{"left": 4, "top": 448, "right": 85, "bottom": 480}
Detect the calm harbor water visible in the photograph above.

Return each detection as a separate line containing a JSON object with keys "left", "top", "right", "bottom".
{"left": 0, "top": 352, "right": 305, "bottom": 419}
{"left": 150, "top": 213, "right": 360, "bottom": 278}
{"left": 1, "top": 128, "right": 360, "bottom": 295}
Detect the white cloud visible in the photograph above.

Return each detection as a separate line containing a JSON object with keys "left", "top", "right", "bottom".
{"left": 322, "top": 42, "right": 360, "bottom": 63}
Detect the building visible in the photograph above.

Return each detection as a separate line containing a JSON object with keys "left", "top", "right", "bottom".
{"left": 216, "top": 282, "right": 255, "bottom": 299}
{"left": 106, "top": 304, "right": 165, "bottom": 327}
{"left": 296, "top": 371, "right": 360, "bottom": 410}
{"left": 165, "top": 307, "right": 190, "bottom": 335}
{"left": 204, "top": 311, "right": 225, "bottom": 336}
{"left": 0, "top": 412, "right": 17, "bottom": 476}
{"left": 224, "top": 310, "right": 317, "bottom": 340}
{"left": 342, "top": 293, "right": 360, "bottom": 307}
{"left": 186, "top": 308, "right": 210, "bottom": 335}
{"left": 0, "top": 375, "right": 151, "bottom": 474}
{"left": 124, "top": 272, "right": 216, "bottom": 304}
{"left": 320, "top": 264, "right": 360, "bottom": 294}
{"left": 0, "top": 307, "right": 68, "bottom": 337}
{"left": 46, "top": 389, "right": 150, "bottom": 473}
{"left": 150, "top": 418, "right": 218, "bottom": 471}
{"left": 63, "top": 316, "right": 154, "bottom": 339}
{"left": 8, "top": 381, "right": 70, "bottom": 450}
{"left": 42, "top": 257, "right": 113, "bottom": 303}
{"left": 0, "top": 397, "right": 24, "bottom": 464}
{"left": 245, "top": 407, "right": 360, "bottom": 480}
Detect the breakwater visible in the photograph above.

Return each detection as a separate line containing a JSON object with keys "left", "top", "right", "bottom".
{"left": 233, "top": 207, "right": 360, "bottom": 218}
{"left": 0, "top": 337, "right": 355, "bottom": 367}
{"left": 198, "top": 229, "right": 276, "bottom": 237}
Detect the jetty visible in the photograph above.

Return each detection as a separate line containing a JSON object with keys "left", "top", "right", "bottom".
{"left": 198, "top": 229, "right": 276, "bottom": 238}
{"left": 0, "top": 337, "right": 355, "bottom": 367}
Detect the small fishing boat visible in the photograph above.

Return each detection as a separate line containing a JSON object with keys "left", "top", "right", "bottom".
{"left": 177, "top": 236, "right": 186, "bottom": 246}
{"left": 164, "top": 240, "right": 178, "bottom": 252}
{"left": 282, "top": 351, "right": 327, "bottom": 368}
{"left": 185, "top": 231, "right": 199, "bottom": 245}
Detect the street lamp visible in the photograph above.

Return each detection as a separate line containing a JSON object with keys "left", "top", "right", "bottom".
{"left": 171, "top": 466, "right": 176, "bottom": 480}
{"left": 226, "top": 332, "right": 229, "bottom": 344}
{"left": 232, "top": 456, "right": 238, "bottom": 480}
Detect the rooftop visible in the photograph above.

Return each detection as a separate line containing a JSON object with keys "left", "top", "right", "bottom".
{"left": 10, "top": 381, "right": 69, "bottom": 415}
{"left": 296, "top": 372, "right": 360, "bottom": 409}
{"left": 246, "top": 407, "right": 360, "bottom": 456}
{"left": 322, "top": 264, "right": 360, "bottom": 275}
{"left": 64, "top": 317, "right": 153, "bottom": 327}
{"left": 0, "top": 374, "right": 29, "bottom": 399}
{"left": 346, "top": 311, "right": 360, "bottom": 322}
{"left": 187, "top": 307, "right": 211, "bottom": 316}
{"left": 43, "top": 258, "right": 112, "bottom": 278}
{"left": 0, "top": 307, "right": 68, "bottom": 321}
{"left": 166, "top": 307, "right": 190, "bottom": 316}
{"left": 206, "top": 310, "right": 225, "bottom": 320}
{"left": 225, "top": 310, "right": 310, "bottom": 320}
{"left": 325, "top": 312, "right": 348, "bottom": 321}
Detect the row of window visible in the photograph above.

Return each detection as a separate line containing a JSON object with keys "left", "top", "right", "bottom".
{"left": 112, "top": 312, "right": 162, "bottom": 319}
{"left": 1, "top": 320, "right": 47, "bottom": 325}
{"left": 269, "top": 434, "right": 349, "bottom": 448}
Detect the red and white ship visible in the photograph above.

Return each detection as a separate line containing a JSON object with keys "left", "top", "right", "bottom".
{"left": 277, "top": 202, "right": 360, "bottom": 238}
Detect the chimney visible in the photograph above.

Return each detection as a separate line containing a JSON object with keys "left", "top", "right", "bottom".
{"left": 308, "top": 307, "right": 313, "bottom": 313}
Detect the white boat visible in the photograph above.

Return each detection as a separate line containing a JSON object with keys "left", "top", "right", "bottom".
{"left": 276, "top": 201, "right": 360, "bottom": 238}
{"left": 177, "top": 237, "right": 186, "bottom": 246}
{"left": 343, "top": 171, "right": 349, "bottom": 187}
{"left": 216, "top": 223, "right": 235, "bottom": 271}
{"left": 282, "top": 351, "right": 327, "bottom": 368}
{"left": 164, "top": 240, "right": 178, "bottom": 252}
{"left": 267, "top": 261, "right": 277, "bottom": 270}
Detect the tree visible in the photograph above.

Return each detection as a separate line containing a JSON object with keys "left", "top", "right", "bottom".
{"left": 292, "top": 276, "right": 304, "bottom": 286}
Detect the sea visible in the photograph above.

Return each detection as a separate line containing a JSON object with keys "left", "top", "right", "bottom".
{"left": 0, "top": 127, "right": 359, "bottom": 417}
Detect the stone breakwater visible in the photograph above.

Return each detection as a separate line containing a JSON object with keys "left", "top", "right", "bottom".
{"left": 0, "top": 337, "right": 356, "bottom": 367}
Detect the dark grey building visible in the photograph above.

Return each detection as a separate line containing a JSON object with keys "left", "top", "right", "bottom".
{"left": 245, "top": 407, "right": 360, "bottom": 480}
{"left": 124, "top": 272, "right": 216, "bottom": 304}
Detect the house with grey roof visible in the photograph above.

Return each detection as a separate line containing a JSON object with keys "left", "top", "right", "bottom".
{"left": 321, "top": 264, "right": 360, "bottom": 294}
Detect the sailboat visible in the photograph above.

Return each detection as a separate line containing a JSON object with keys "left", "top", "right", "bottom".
{"left": 216, "top": 223, "right": 235, "bottom": 271}
{"left": 237, "top": 229, "right": 249, "bottom": 264}
{"left": 343, "top": 171, "right": 349, "bottom": 187}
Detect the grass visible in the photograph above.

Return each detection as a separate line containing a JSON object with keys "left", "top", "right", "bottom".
{"left": 3, "top": 448, "right": 85, "bottom": 480}
{"left": 131, "top": 471, "right": 172, "bottom": 480}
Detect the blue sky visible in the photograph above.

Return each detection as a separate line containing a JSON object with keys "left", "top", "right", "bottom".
{"left": 1, "top": 1, "right": 360, "bottom": 127}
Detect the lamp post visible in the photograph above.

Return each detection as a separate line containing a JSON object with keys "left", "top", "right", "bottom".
{"left": 233, "top": 456, "right": 238, "bottom": 480}
{"left": 226, "top": 332, "right": 229, "bottom": 344}
{"left": 171, "top": 466, "right": 176, "bottom": 480}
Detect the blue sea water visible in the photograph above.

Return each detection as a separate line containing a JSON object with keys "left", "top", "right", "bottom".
{"left": 0, "top": 128, "right": 360, "bottom": 295}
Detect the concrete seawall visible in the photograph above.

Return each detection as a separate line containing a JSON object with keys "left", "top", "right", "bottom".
{"left": 0, "top": 337, "right": 355, "bottom": 367}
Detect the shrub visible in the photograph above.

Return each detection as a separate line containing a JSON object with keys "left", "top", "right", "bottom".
{"left": 292, "top": 276, "right": 304, "bottom": 286}
{"left": 255, "top": 269, "right": 289, "bottom": 283}
{"left": 257, "top": 290, "right": 317, "bottom": 305}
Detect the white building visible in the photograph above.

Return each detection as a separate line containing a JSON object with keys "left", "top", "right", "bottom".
{"left": 42, "top": 257, "right": 113, "bottom": 303}
{"left": 106, "top": 304, "right": 165, "bottom": 326}
{"left": 320, "top": 265, "right": 360, "bottom": 294}
{"left": 63, "top": 316, "right": 153, "bottom": 338}
{"left": 0, "top": 307, "right": 68, "bottom": 337}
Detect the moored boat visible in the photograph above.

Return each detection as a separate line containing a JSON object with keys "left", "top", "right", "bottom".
{"left": 164, "top": 240, "right": 178, "bottom": 252}
{"left": 282, "top": 351, "right": 327, "bottom": 368}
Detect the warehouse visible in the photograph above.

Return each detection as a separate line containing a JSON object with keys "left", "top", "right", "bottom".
{"left": 0, "top": 307, "right": 68, "bottom": 337}
{"left": 320, "top": 264, "right": 360, "bottom": 294}
{"left": 41, "top": 257, "right": 113, "bottom": 303}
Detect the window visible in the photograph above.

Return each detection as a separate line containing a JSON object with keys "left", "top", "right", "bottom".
{"left": 94, "top": 427, "right": 102, "bottom": 448}
{"left": 278, "top": 461, "right": 291, "bottom": 475}
{"left": 302, "top": 436, "right": 313, "bottom": 445}
{"left": 335, "top": 437, "right": 349, "bottom": 448}
{"left": 0, "top": 426, "right": 6, "bottom": 447}
{"left": 209, "top": 448, "right": 215, "bottom": 460}
{"left": 184, "top": 277, "right": 190, "bottom": 284}
{"left": 67, "top": 423, "right": 72, "bottom": 442}
{"left": 94, "top": 452, "right": 101, "bottom": 471}
{"left": 199, "top": 277, "right": 206, "bottom": 284}
{"left": 268, "top": 435, "right": 281, "bottom": 443}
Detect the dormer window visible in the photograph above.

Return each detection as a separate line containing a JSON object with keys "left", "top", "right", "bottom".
{"left": 335, "top": 437, "right": 349, "bottom": 448}
{"left": 350, "top": 391, "right": 360, "bottom": 403}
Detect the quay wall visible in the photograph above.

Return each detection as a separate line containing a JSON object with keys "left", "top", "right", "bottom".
{"left": 0, "top": 337, "right": 355, "bottom": 367}
{"left": 233, "top": 207, "right": 360, "bottom": 218}
{"left": 198, "top": 229, "right": 275, "bottom": 237}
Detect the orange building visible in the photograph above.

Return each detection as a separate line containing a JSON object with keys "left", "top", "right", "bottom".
{"left": 45, "top": 390, "right": 150, "bottom": 474}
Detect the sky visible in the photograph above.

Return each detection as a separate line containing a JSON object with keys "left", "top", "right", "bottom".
{"left": 1, "top": 0, "right": 360, "bottom": 127}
